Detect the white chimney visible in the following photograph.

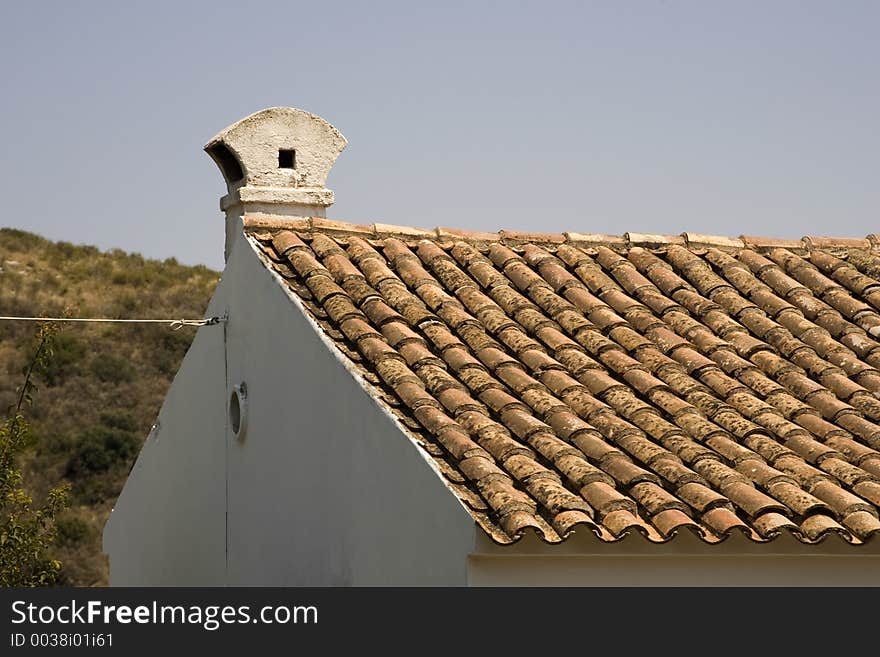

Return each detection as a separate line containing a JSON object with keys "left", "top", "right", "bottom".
{"left": 205, "top": 107, "right": 347, "bottom": 261}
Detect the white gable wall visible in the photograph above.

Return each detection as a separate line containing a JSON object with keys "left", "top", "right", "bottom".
{"left": 102, "top": 286, "right": 228, "bottom": 585}
{"left": 104, "top": 225, "right": 475, "bottom": 585}
{"left": 224, "top": 228, "right": 475, "bottom": 585}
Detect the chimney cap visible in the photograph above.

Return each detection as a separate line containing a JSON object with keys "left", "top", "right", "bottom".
{"left": 205, "top": 107, "right": 347, "bottom": 193}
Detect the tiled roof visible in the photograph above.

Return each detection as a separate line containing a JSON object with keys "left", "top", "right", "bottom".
{"left": 248, "top": 217, "right": 880, "bottom": 545}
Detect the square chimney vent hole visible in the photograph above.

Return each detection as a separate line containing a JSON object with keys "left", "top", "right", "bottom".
{"left": 279, "top": 149, "right": 296, "bottom": 169}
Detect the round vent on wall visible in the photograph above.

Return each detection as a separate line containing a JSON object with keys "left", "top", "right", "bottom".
{"left": 229, "top": 382, "right": 248, "bottom": 440}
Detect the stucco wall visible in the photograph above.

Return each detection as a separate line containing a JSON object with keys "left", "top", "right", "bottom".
{"left": 102, "top": 289, "right": 228, "bottom": 585}
{"left": 223, "top": 230, "right": 474, "bottom": 585}
{"left": 467, "top": 529, "right": 880, "bottom": 586}
{"left": 104, "top": 224, "right": 475, "bottom": 585}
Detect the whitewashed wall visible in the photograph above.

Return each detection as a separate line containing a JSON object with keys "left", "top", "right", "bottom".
{"left": 104, "top": 226, "right": 475, "bottom": 585}
{"left": 102, "top": 288, "right": 228, "bottom": 585}
{"left": 467, "top": 528, "right": 880, "bottom": 586}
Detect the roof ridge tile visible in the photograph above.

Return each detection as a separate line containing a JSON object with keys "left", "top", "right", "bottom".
{"left": 245, "top": 215, "right": 878, "bottom": 256}
{"left": 802, "top": 235, "right": 872, "bottom": 251}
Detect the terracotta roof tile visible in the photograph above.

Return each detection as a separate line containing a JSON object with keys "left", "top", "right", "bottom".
{"left": 564, "top": 232, "right": 627, "bottom": 250}
{"left": 436, "top": 226, "right": 502, "bottom": 243}
{"left": 625, "top": 232, "right": 686, "bottom": 249}
{"left": 247, "top": 216, "right": 880, "bottom": 545}
{"left": 740, "top": 235, "right": 807, "bottom": 253}
{"left": 682, "top": 233, "right": 746, "bottom": 251}
{"left": 499, "top": 229, "right": 566, "bottom": 245}
{"left": 803, "top": 236, "right": 872, "bottom": 251}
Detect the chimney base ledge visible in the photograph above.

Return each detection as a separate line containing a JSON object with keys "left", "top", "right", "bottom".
{"left": 220, "top": 186, "right": 334, "bottom": 212}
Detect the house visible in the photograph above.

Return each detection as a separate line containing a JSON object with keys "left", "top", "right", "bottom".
{"left": 103, "top": 107, "right": 880, "bottom": 586}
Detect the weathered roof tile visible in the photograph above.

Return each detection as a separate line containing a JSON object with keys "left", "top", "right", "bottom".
{"left": 248, "top": 217, "right": 880, "bottom": 545}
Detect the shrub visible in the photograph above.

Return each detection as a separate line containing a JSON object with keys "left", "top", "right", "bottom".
{"left": 67, "top": 425, "right": 139, "bottom": 477}
{"left": 55, "top": 515, "right": 93, "bottom": 547}
{"left": 115, "top": 293, "right": 139, "bottom": 313}
{"left": 0, "top": 323, "right": 70, "bottom": 586}
{"left": 154, "top": 349, "right": 177, "bottom": 376}
{"left": 99, "top": 411, "right": 138, "bottom": 433}
{"left": 54, "top": 241, "right": 78, "bottom": 260}
{"left": 37, "top": 428, "right": 75, "bottom": 456}
{"left": 89, "top": 353, "right": 134, "bottom": 384}
{"left": 0, "top": 228, "right": 47, "bottom": 251}
{"left": 35, "top": 333, "right": 86, "bottom": 386}
{"left": 161, "top": 328, "right": 192, "bottom": 355}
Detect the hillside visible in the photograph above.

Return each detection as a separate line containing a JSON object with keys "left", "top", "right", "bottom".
{"left": 0, "top": 228, "right": 219, "bottom": 586}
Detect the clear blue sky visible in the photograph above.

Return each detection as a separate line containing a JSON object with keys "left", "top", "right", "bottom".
{"left": 2, "top": 1, "right": 878, "bottom": 269}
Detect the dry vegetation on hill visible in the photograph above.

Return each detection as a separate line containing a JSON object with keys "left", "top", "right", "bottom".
{"left": 0, "top": 228, "right": 218, "bottom": 585}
